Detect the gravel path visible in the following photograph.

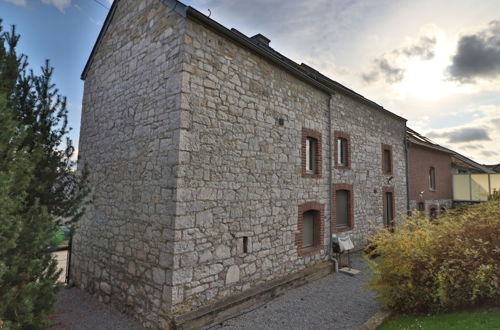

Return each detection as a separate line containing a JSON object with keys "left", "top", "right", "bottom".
{"left": 209, "top": 253, "right": 379, "bottom": 330}
{"left": 49, "top": 254, "right": 377, "bottom": 330}
{"left": 49, "top": 288, "right": 144, "bottom": 330}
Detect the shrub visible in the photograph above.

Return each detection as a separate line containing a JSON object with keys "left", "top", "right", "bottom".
{"left": 366, "top": 201, "right": 500, "bottom": 313}
{"left": 489, "top": 189, "right": 500, "bottom": 201}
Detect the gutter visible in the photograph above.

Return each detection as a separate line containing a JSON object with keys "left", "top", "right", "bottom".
{"left": 327, "top": 94, "right": 336, "bottom": 270}
{"left": 405, "top": 138, "right": 411, "bottom": 215}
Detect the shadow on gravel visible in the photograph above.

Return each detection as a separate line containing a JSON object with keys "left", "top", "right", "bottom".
{"left": 49, "top": 288, "right": 144, "bottom": 330}
{"left": 210, "top": 253, "right": 379, "bottom": 330}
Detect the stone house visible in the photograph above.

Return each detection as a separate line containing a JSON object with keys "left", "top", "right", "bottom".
{"left": 72, "top": 0, "right": 407, "bottom": 328}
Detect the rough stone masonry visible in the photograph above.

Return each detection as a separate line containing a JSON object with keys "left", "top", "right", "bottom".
{"left": 72, "top": 0, "right": 407, "bottom": 328}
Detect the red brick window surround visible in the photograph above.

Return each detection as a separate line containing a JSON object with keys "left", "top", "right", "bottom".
{"left": 334, "top": 131, "right": 351, "bottom": 169}
{"left": 381, "top": 144, "right": 393, "bottom": 175}
{"left": 332, "top": 184, "right": 354, "bottom": 232}
{"left": 296, "top": 202, "right": 325, "bottom": 256}
{"left": 301, "top": 128, "right": 322, "bottom": 178}
{"left": 382, "top": 187, "right": 395, "bottom": 228}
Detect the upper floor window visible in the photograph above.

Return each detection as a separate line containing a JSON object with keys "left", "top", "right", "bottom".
{"left": 306, "top": 137, "right": 317, "bottom": 174}
{"left": 382, "top": 144, "right": 393, "bottom": 174}
{"left": 302, "top": 128, "right": 322, "bottom": 178}
{"left": 335, "top": 132, "right": 350, "bottom": 169}
{"left": 429, "top": 167, "right": 436, "bottom": 190}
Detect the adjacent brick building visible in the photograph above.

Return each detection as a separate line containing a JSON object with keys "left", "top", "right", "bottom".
{"left": 406, "top": 128, "right": 453, "bottom": 217}
{"left": 72, "top": 0, "right": 408, "bottom": 327}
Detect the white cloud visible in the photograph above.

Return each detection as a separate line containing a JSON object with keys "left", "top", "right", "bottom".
{"left": 3, "top": 0, "right": 28, "bottom": 6}
{"left": 41, "top": 0, "right": 71, "bottom": 13}
{"left": 422, "top": 105, "right": 500, "bottom": 164}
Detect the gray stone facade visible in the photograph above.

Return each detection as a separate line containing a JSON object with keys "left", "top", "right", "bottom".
{"left": 73, "top": 0, "right": 407, "bottom": 328}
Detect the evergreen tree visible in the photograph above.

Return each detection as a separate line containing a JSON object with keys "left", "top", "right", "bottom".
{"left": 0, "top": 20, "right": 88, "bottom": 329}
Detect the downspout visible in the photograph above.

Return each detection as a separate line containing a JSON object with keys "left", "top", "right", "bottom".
{"left": 405, "top": 137, "right": 411, "bottom": 215}
{"left": 328, "top": 93, "right": 337, "bottom": 272}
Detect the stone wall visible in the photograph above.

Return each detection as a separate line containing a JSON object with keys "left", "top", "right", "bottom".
{"left": 169, "top": 16, "right": 407, "bottom": 315}
{"left": 72, "top": 0, "right": 186, "bottom": 327}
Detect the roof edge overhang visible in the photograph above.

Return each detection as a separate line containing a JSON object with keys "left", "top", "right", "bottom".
{"left": 80, "top": 0, "right": 406, "bottom": 123}
{"left": 185, "top": 6, "right": 406, "bottom": 122}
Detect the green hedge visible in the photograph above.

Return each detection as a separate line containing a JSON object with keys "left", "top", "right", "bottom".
{"left": 366, "top": 201, "right": 500, "bottom": 313}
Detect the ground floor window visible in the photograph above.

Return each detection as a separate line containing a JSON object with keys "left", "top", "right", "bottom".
{"left": 332, "top": 184, "right": 354, "bottom": 232}
{"left": 296, "top": 202, "right": 325, "bottom": 255}
{"left": 383, "top": 188, "right": 395, "bottom": 228}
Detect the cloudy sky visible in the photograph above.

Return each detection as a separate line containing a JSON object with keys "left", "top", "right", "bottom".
{"left": 2, "top": 0, "right": 500, "bottom": 164}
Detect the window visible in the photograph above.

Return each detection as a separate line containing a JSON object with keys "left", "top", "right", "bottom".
{"left": 302, "top": 210, "right": 316, "bottom": 248}
{"left": 333, "top": 184, "right": 354, "bottom": 232}
{"left": 384, "top": 191, "right": 394, "bottom": 227}
{"left": 305, "top": 137, "right": 317, "bottom": 174}
{"left": 334, "top": 132, "right": 350, "bottom": 169}
{"left": 336, "top": 190, "right": 349, "bottom": 228}
{"left": 417, "top": 202, "right": 425, "bottom": 211}
{"left": 301, "top": 128, "right": 322, "bottom": 178}
{"left": 296, "top": 202, "right": 325, "bottom": 256}
{"left": 429, "top": 167, "right": 436, "bottom": 190}
{"left": 382, "top": 144, "right": 393, "bottom": 174}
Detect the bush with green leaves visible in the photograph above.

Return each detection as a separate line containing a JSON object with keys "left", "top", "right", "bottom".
{"left": 366, "top": 201, "right": 500, "bottom": 314}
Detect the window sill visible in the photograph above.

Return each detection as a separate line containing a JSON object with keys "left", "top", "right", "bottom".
{"left": 302, "top": 172, "right": 322, "bottom": 179}
{"left": 334, "top": 226, "right": 353, "bottom": 233}
{"left": 298, "top": 246, "right": 322, "bottom": 256}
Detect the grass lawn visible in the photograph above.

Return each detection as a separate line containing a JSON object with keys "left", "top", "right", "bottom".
{"left": 379, "top": 307, "right": 500, "bottom": 330}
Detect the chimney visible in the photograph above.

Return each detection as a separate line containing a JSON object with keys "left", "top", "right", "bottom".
{"left": 251, "top": 33, "right": 271, "bottom": 47}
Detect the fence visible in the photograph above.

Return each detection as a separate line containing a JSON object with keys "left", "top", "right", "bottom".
{"left": 453, "top": 173, "right": 500, "bottom": 201}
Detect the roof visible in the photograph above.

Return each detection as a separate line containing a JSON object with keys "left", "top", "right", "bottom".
{"left": 406, "top": 127, "right": 454, "bottom": 154}
{"left": 406, "top": 127, "right": 495, "bottom": 173}
{"left": 80, "top": 0, "right": 406, "bottom": 122}
{"left": 484, "top": 163, "right": 500, "bottom": 172}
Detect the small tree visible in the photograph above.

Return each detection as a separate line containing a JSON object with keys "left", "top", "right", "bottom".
{"left": 488, "top": 189, "right": 500, "bottom": 201}
{"left": 0, "top": 20, "right": 88, "bottom": 328}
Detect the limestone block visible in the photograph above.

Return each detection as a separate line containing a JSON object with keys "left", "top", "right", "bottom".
{"left": 225, "top": 265, "right": 240, "bottom": 284}
{"left": 215, "top": 244, "right": 231, "bottom": 259}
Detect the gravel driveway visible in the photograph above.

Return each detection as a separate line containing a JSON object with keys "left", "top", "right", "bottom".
{"left": 50, "top": 253, "right": 377, "bottom": 330}
{"left": 208, "top": 253, "right": 379, "bottom": 330}
{"left": 49, "top": 288, "right": 144, "bottom": 330}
